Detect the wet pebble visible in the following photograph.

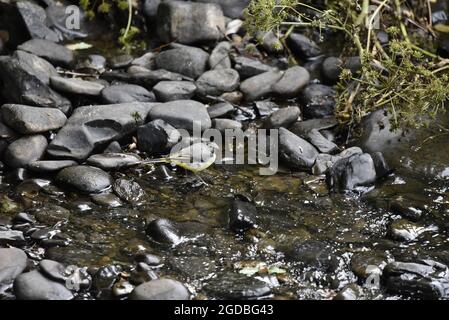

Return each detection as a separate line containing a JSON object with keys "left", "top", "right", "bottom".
{"left": 56, "top": 165, "right": 113, "bottom": 193}
{"left": 91, "top": 193, "right": 122, "bottom": 207}
{"left": 0, "top": 247, "right": 28, "bottom": 285}
{"left": 86, "top": 153, "right": 141, "bottom": 170}
{"left": 129, "top": 278, "right": 190, "bottom": 300}
{"left": 146, "top": 218, "right": 182, "bottom": 245}
{"left": 113, "top": 178, "right": 147, "bottom": 204}
{"left": 14, "top": 270, "right": 74, "bottom": 300}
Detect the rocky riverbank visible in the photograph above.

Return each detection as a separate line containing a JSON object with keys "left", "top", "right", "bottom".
{"left": 0, "top": 0, "right": 449, "bottom": 300}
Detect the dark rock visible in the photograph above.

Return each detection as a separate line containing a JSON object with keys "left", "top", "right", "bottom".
{"left": 28, "top": 160, "right": 77, "bottom": 173}
{"left": 258, "top": 30, "right": 283, "bottom": 53}
{"left": 13, "top": 50, "right": 58, "bottom": 85}
{"left": 350, "top": 251, "right": 387, "bottom": 279}
{"left": 76, "top": 54, "right": 107, "bottom": 74}
{"left": 301, "top": 84, "right": 336, "bottom": 119}
{"left": 56, "top": 166, "right": 113, "bottom": 193}
{"left": 143, "top": 0, "right": 161, "bottom": 19}
{"left": 148, "top": 100, "right": 211, "bottom": 131}
{"left": 272, "top": 66, "right": 310, "bottom": 97}
{"left": 312, "top": 153, "right": 341, "bottom": 175}
{"left": 168, "top": 256, "right": 216, "bottom": 279}
{"left": 279, "top": 127, "right": 318, "bottom": 169}
{"left": 284, "top": 240, "right": 338, "bottom": 271}
{"left": 50, "top": 76, "right": 105, "bottom": 96}
{"left": 13, "top": 212, "right": 36, "bottom": 224}
{"left": 152, "top": 81, "right": 197, "bottom": 102}
{"left": 229, "top": 200, "right": 258, "bottom": 233}
{"left": 387, "top": 219, "right": 434, "bottom": 242}
{"left": 0, "top": 230, "right": 25, "bottom": 246}
{"left": 0, "top": 247, "right": 27, "bottom": 284}
{"left": 288, "top": 33, "right": 321, "bottom": 59}
{"left": 204, "top": 272, "right": 271, "bottom": 299}
{"left": 113, "top": 178, "right": 147, "bottom": 204}
{"left": 39, "top": 260, "right": 67, "bottom": 282}
{"left": 130, "top": 278, "right": 189, "bottom": 300}
{"left": 254, "top": 100, "right": 278, "bottom": 117}
{"left": 389, "top": 197, "right": 423, "bottom": 222}
{"left": 196, "top": 69, "right": 240, "bottom": 96}
{"left": 209, "top": 41, "right": 232, "bottom": 69}
{"left": 103, "top": 141, "right": 122, "bottom": 154}
{"left": 322, "top": 56, "right": 361, "bottom": 84}
{"left": 327, "top": 153, "right": 377, "bottom": 192}
{"left": 18, "top": 39, "right": 74, "bottom": 67}
{"left": 0, "top": 56, "right": 72, "bottom": 114}
{"left": 154, "top": 46, "right": 209, "bottom": 79}
{"left": 92, "top": 265, "right": 122, "bottom": 299}
{"left": 47, "top": 102, "right": 155, "bottom": 160}
{"left": 101, "top": 84, "right": 156, "bottom": 104}
{"left": 1, "top": 104, "right": 66, "bottom": 134}
{"left": 4, "top": 135, "right": 47, "bottom": 168}
{"left": 213, "top": 118, "right": 242, "bottom": 132}
{"left": 263, "top": 106, "right": 300, "bottom": 129}
{"left": 384, "top": 260, "right": 449, "bottom": 299}
{"left": 290, "top": 117, "right": 338, "bottom": 136}
{"left": 134, "top": 252, "right": 161, "bottom": 266}
{"left": 91, "top": 193, "right": 122, "bottom": 207}
{"left": 146, "top": 218, "right": 182, "bottom": 245}
{"left": 32, "top": 205, "right": 70, "bottom": 225}
{"left": 14, "top": 270, "right": 73, "bottom": 300}
{"left": 109, "top": 55, "right": 133, "bottom": 69}
{"left": 306, "top": 129, "right": 339, "bottom": 154}
{"left": 132, "top": 52, "right": 156, "bottom": 70}
{"left": 157, "top": 1, "right": 225, "bottom": 45}
{"left": 102, "top": 69, "right": 184, "bottom": 88}
{"left": 0, "top": 1, "right": 59, "bottom": 47}
{"left": 137, "top": 119, "right": 181, "bottom": 155}
{"left": 370, "top": 151, "right": 390, "bottom": 178}
{"left": 207, "top": 102, "right": 234, "bottom": 119}
{"left": 334, "top": 284, "right": 362, "bottom": 300}
{"left": 45, "top": 3, "right": 88, "bottom": 40}
{"left": 234, "top": 56, "right": 273, "bottom": 79}
{"left": 193, "top": 0, "right": 250, "bottom": 18}
{"left": 86, "top": 153, "right": 141, "bottom": 170}
{"left": 240, "top": 70, "right": 283, "bottom": 101}
{"left": 357, "top": 109, "right": 405, "bottom": 154}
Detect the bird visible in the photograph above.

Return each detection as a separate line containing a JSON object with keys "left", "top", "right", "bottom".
{"left": 140, "top": 141, "right": 219, "bottom": 173}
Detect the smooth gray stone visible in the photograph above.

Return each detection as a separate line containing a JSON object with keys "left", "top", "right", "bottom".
{"left": 279, "top": 127, "right": 318, "bottom": 169}
{"left": 50, "top": 76, "right": 105, "bottom": 96}
{"left": 157, "top": 1, "right": 225, "bottom": 44}
{"left": 152, "top": 81, "right": 197, "bottom": 102}
{"left": 196, "top": 69, "right": 240, "bottom": 96}
{"left": 0, "top": 247, "right": 27, "bottom": 284}
{"left": 56, "top": 165, "right": 113, "bottom": 193}
{"left": 101, "top": 84, "right": 155, "bottom": 104}
{"left": 47, "top": 102, "right": 155, "bottom": 160}
{"left": 130, "top": 278, "right": 190, "bottom": 300}
{"left": 209, "top": 41, "right": 232, "bottom": 69}
{"left": 1, "top": 104, "right": 67, "bottom": 134}
{"left": 13, "top": 270, "right": 74, "bottom": 300}
{"left": 306, "top": 129, "right": 339, "bottom": 154}
{"left": 263, "top": 106, "right": 300, "bottom": 129}
{"left": 213, "top": 118, "right": 242, "bottom": 132}
{"left": 272, "top": 66, "right": 310, "bottom": 97}
{"left": 207, "top": 102, "right": 234, "bottom": 119}
{"left": 154, "top": 46, "right": 209, "bottom": 79}
{"left": 4, "top": 135, "right": 48, "bottom": 168}
{"left": 240, "top": 70, "right": 283, "bottom": 101}
{"left": 28, "top": 160, "right": 78, "bottom": 173}
{"left": 149, "top": 100, "right": 211, "bottom": 131}
{"left": 234, "top": 56, "right": 273, "bottom": 79}
{"left": 13, "top": 50, "right": 58, "bottom": 85}
{"left": 86, "top": 153, "right": 142, "bottom": 170}
{"left": 18, "top": 39, "right": 74, "bottom": 67}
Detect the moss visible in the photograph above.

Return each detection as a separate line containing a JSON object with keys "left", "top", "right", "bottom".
{"left": 244, "top": 0, "right": 449, "bottom": 130}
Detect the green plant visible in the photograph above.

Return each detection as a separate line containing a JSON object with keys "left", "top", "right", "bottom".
{"left": 80, "top": 0, "right": 141, "bottom": 50}
{"left": 244, "top": 0, "right": 449, "bottom": 130}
